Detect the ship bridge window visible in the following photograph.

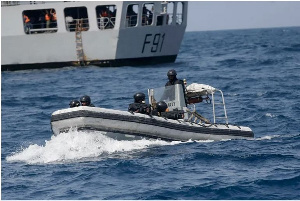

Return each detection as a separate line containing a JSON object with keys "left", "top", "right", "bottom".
{"left": 96, "top": 5, "right": 117, "bottom": 30}
{"left": 22, "top": 9, "right": 58, "bottom": 35}
{"left": 166, "top": 2, "right": 174, "bottom": 25}
{"left": 64, "top": 7, "right": 89, "bottom": 32}
{"left": 176, "top": 2, "right": 183, "bottom": 25}
{"left": 126, "top": 4, "right": 139, "bottom": 27}
{"left": 142, "top": 3, "right": 154, "bottom": 26}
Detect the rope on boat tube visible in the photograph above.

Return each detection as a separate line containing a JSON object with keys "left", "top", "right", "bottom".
{"left": 185, "top": 108, "right": 211, "bottom": 125}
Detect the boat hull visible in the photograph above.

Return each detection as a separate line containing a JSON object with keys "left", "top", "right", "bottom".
{"left": 51, "top": 107, "right": 254, "bottom": 141}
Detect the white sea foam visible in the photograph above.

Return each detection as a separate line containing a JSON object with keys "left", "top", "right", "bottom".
{"left": 6, "top": 130, "right": 181, "bottom": 164}
{"left": 265, "top": 113, "right": 276, "bottom": 118}
{"left": 257, "top": 92, "right": 266, "bottom": 97}
{"left": 193, "top": 139, "right": 215, "bottom": 143}
{"left": 255, "top": 135, "right": 280, "bottom": 140}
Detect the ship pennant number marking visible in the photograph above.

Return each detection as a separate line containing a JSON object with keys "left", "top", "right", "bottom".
{"left": 142, "top": 33, "right": 165, "bottom": 53}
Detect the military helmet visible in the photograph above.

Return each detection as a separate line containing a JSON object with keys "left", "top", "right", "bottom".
{"left": 167, "top": 69, "right": 177, "bottom": 76}
{"left": 134, "top": 92, "right": 146, "bottom": 103}
{"left": 69, "top": 100, "right": 80, "bottom": 108}
{"left": 156, "top": 101, "right": 168, "bottom": 112}
{"left": 80, "top": 95, "right": 91, "bottom": 105}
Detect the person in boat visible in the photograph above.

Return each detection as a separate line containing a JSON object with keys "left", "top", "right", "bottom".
{"left": 80, "top": 95, "right": 95, "bottom": 107}
{"left": 69, "top": 100, "right": 80, "bottom": 108}
{"left": 152, "top": 101, "right": 184, "bottom": 120}
{"left": 128, "top": 92, "right": 151, "bottom": 115}
{"left": 152, "top": 101, "right": 168, "bottom": 116}
{"left": 165, "top": 69, "right": 188, "bottom": 105}
{"left": 165, "top": 69, "right": 185, "bottom": 88}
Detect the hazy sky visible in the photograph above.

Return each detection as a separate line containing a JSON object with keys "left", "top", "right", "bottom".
{"left": 187, "top": 1, "right": 300, "bottom": 31}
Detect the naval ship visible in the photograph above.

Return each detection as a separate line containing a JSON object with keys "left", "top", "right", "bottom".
{"left": 1, "top": 1, "right": 187, "bottom": 71}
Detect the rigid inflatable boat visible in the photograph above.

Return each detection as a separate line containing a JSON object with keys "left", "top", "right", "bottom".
{"left": 51, "top": 84, "right": 254, "bottom": 141}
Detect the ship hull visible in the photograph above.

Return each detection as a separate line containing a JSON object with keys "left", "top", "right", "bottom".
{"left": 1, "top": 55, "right": 177, "bottom": 71}
{"left": 1, "top": 1, "right": 187, "bottom": 71}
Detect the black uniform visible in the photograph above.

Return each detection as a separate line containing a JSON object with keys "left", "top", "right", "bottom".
{"left": 165, "top": 78, "right": 186, "bottom": 92}
{"left": 128, "top": 103, "right": 151, "bottom": 115}
{"left": 165, "top": 78, "right": 184, "bottom": 87}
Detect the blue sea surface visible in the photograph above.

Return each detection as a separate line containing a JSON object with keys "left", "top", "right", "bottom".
{"left": 2, "top": 27, "right": 300, "bottom": 200}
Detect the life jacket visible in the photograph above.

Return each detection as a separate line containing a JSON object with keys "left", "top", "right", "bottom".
{"left": 101, "top": 10, "right": 109, "bottom": 17}
{"left": 45, "top": 13, "right": 51, "bottom": 21}
{"left": 24, "top": 15, "right": 30, "bottom": 23}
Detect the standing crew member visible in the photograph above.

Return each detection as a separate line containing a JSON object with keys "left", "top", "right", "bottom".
{"left": 23, "top": 14, "right": 33, "bottom": 33}
{"left": 165, "top": 69, "right": 185, "bottom": 88}
{"left": 50, "top": 9, "right": 57, "bottom": 27}
{"left": 45, "top": 10, "right": 51, "bottom": 28}
{"left": 165, "top": 69, "right": 187, "bottom": 105}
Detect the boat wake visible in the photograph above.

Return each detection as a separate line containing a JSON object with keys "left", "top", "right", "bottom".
{"left": 255, "top": 135, "right": 281, "bottom": 140}
{"left": 6, "top": 130, "right": 183, "bottom": 164}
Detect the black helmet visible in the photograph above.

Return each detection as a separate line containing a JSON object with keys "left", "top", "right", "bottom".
{"left": 167, "top": 69, "right": 177, "bottom": 76}
{"left": 134, "top": 92, "right": 145, "bottom": 103}
{"left": 156, "top": 101, "right": 168, "bottom": 112}
{"left": 80, "top": 95, "right": 91, "bottom": 106}
{"left": 69, "top": 100, "right": 80, "bottom": 108}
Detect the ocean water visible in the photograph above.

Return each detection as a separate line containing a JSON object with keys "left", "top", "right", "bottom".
{"left": 2, "top": 27, "right": 300, "bottom": 200}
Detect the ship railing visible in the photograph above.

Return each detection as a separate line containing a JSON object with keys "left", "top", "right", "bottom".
{"left": 24, "top": 21, "right": 58, "bottom": 34}
{"left": 126, "top": 15, "right": 138, "bottom": 27}
{"left": 166, "top": 14, "right": 182, "bottom": 25}
{"left": 141, "top": 14, "right": 153, "bottom": 26}
{"left": 97, "top": 17, "right": 115, "bottom": 30}
{"left": 29, "top": 28, "right": 58, "bottom": 34}
{"left": 166, "top": 14, "right": 173, "bottom": 25}
{"left": 176, "top": 14, "right": 183, "bottom": 25}
{"left": 66, "top": 18, "right": 90, "bottom": 32}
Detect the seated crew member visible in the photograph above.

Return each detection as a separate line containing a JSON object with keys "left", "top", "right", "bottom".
{"left": 152, "top": 101, "right": 169, "bottom": 116}
{"left": 80, "top": 95, "right": 95, "bottom": 107}
{"left": 128, "top": 92, "right": 151, "bottom": 115}
{"left": 153, "top": 101, "right": 184, "bottom": 120}
{"left": 69, "top": 100, "right": 80, "bottom": 108}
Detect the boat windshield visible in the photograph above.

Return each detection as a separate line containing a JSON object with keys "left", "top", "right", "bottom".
{"left": 148, "top": 84, "right": 186, "bottom": 110}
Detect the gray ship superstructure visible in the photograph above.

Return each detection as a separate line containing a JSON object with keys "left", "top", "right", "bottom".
{"left": 1, "top": 1, "right": 187, "bottom": 70}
